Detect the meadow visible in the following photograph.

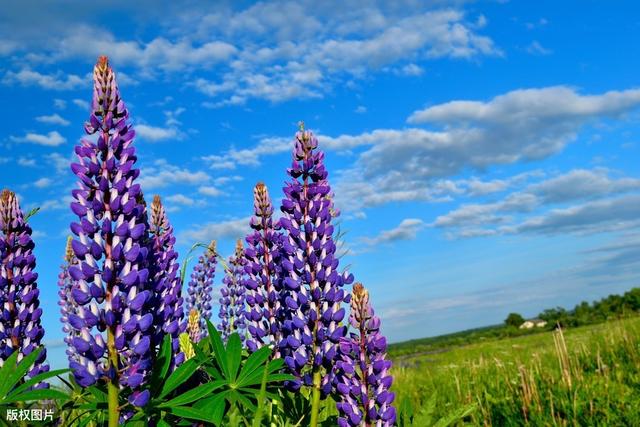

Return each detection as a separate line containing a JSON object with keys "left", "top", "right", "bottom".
{"left": 391, "top": 317, "right": 640, "bottom": 426}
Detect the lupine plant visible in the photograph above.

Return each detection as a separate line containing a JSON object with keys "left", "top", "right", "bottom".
{"left": 67, "top": 56, "right": 156, "bottom": 423}
{"left": 186, "top": 240, "right": 217, "bottom": 343}
{"left": 149, "top": 195, "right": 185, "bottom": 366}
{"left": 218, "top": 239, "right": 247, "bottom": 341}
{"left": 58, "top": 237, "right": 79, "bottom": 360}
{"left": 334, "top": 283, "right": 396, "bottom": 426}
{"left": 278, "top": 125, "right": 355, "bottom": 426}
{"left": 244, "top": 182, "right": 284, "bottom": 354}
{"left": 0, "top": 57, "right": 403, "bottom": 426}
{"left": 0, "top": 190, "right": 49, "bottom": 384}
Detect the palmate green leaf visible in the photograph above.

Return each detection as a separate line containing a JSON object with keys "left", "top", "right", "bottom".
{"left": 195, "top": 392, "right": 228, "bottom": 426}
{"left": 159, "top": 358, "right": 198, "bottom": 399}
{"left": 236, "top": 346, "right": 271, "bottom": 386}
{"left": 158, "top": 380, "right": 224, "bottom": 408}
{"left": 8, "top": 368, "right": 69, "bottom": 397}
{"left": 206, "top": 320, "right": 229, "bottom": 378}
{"left": 226, "top": 333, "right": 242, "bottom": 383}
{"left": 0, "top": 347, "right": 42, "bottom": 400}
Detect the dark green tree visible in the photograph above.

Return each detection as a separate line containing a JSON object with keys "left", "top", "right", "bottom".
{"left": 504, "top": 313, "right": 525, "bottom": 328}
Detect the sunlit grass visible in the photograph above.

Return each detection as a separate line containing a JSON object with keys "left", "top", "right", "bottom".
{"left": 392, "top": 317, "right": 640, "bottom": 426}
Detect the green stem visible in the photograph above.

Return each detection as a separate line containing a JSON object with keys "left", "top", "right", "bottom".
{"left": 309, "top": 370, "right": 322, "bottom": 427}
{"left": 107, "top": 328, "right": 119, "bottom": 427}
{"left": 252, "top": 363, "right": 270, "bottom": 427}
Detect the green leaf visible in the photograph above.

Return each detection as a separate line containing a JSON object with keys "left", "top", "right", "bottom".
{"left": 158, "top": 381, "right": 224, "bottom": 408}
{"left": 4, "top": 388, "right": 69, "bottom": 403}
{"left": 195, "top": 392, "right": 228, "bottom": 426}
{"left": 8, "top": 368, "right": 70, "bottom": 397}
{"left": 236, "top": 346, "right": 271, "bottom": 387}
{"left": 157, "top": 419, "right": 171, "bottom": 427}
{"left": 0, "top": 348, "right": 42, "bottom": 399}
{"left": 23, "top": 207, "right": 41, "bottom": 222}
{"left": 168, "top": 406, "right": 214, "bottom": 424}
{"left": 226, "top": 333, "right": 242, "bottom": 383}
{"left": 206, "top": 320, "right": 229, "bottom": 378}
{"left": 0, "top": 350, "right": 21, "bottom": 398}
{"left": 151, "top": 334, "right": 173, "bottom": 391}
{"left": 86, "top": 385, "right": 108, "bottom": 403}
{"left": 159, "top": 358, "right": 198, "bottom": 399}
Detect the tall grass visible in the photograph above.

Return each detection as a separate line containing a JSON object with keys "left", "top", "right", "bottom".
{"left": 392, "top": 317, "right": 640, "bottom": 426}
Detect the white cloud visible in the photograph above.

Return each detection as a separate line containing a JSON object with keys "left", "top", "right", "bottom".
{"left": 53, "top": 99, "right": 66, "bottom": 109}
{"left": 10, "top": 131, "right": 66, "bottom": 147}
{"left": 394, "top": 63, "right": 424, "bottom": 76}
{"left": 18, "top": 157, "right": 36, "bottom": 167}
{"left": 354, "top": 105, "right": 367, "bottom": 114}
{"left": 33, "top": 177, "right": 53, "bottom": 188}
{"left": 138, "top": 159, "right": 210, "bottom": 189}
{"left": 433, "top": 169, "right": 640, "bottom": 238}
{"left": 72, "top": 99, "right": 89, "bottom": 110}
{"left": 198, "top": 186, "right": 224, "bottom": 197}
{"left": 362, "top": 218, "right": 425, "bottom": 246}
{"left": 526, "top": 40, "right": 552, "bottom": 56}
{"left": 165, "top": 194, "right": 196, "bottom": 206}
{"left": 35, "top": 113, "right": 70, "bottom": 126}
{"left": 181, "top": 217, "right": 250, "bottom": 242}
{"left": 2, "top": 69, "right": 87, "bottom": 90}
{"left": 202, "top": 136, "right": 291, "bottom": 169}
{"left": 328, "top": 86, "right": 640, "bottom": 212}
{"left": 135, "top": 124, "right": 180, "bottom": 142}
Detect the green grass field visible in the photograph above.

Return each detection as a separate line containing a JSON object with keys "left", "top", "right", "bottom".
{"left": 391, "top": 317, "right": 640, "bottom": 426}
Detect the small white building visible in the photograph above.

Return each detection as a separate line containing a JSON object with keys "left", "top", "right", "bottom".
{"left": 519, "top": 318, "right": 547, "bottom": 329}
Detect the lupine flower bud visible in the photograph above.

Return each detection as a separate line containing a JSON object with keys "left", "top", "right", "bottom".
{"left": 334, "top": 283, "right": 396, "bottom": 426}
{"left": 218, "top": 239, "right": 247, "bottom": 341}
{"left": 186, "top": 309, "right": 201, "bottom": 344}
{"left": 186, "top": 241, "right": 217, "bottom": 342}
{"left": 178, "top": 333, "right": 194, "bottom": 361}
{"left": 278, "top": 124, "right": 354, "bottom": 394}
{"left": 0, "top": 190, "right": 49, "bottom": 385}
{"left": 68, "top": 56, "right": 153, "bottom": 406}
{"left": 244, "top": 182, "right": 284, "bottom": 354}
{"left": 149, "top": 195, "right": 184, "bottom": 366}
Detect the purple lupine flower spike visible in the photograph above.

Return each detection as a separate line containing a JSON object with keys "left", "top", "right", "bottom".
{"left": 334, "top": 283, "right": 396, "bottom": 427}
{"left": 58, "top": 237, "right": 79, "bottom": 354}
{"left": 149, "top": 195, "right": 184, "bottom": 366}
{"left": 68, "top": 56, "right": 153, "bottom": 407}
{"left": 278, "top": 124, "right": 354, "bottom": 394}
{"left": 0, "top": 189, "right": 50, "bottom": 386}
{"left": 218, "top": 239, "right": 247, "bottom": 341}
{"left": 186, "top": 240, "right": 217, "bottom": 342}
{"left": 244, "top": 182, "right": 284, "bottom": 354}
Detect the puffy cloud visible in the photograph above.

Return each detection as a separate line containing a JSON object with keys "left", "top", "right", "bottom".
{"left": 135, "top": 124, "right": 180, "bottom": 142}
{"left": 362, "top": 218, "right": 425, "bottom": 246}
{"left": 138, "top": 159, "right": 211, "bottom": 189}
{"left": 181, "top": 217, "right": 250, "bottom": 242}
{"left": 433, "top": 169, "right": 640, "bottom": 238}
{"left": 198, "top": 186, "right": 224, "bottom": 197}
{"left": 33, "top": 177, "right": 53, "bottom": 188}
{"left": 35, "top": 113, "right": 70, "bottom": 126}
{"left": 10, "top": 131, "right": 66, "bottom": 146}
{"left": 2, "top": 69, "right": 87, "bottom": 90}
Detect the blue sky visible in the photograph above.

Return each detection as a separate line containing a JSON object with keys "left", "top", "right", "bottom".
{"left": 1, "top": 1, "right": 639, "bottom": 369}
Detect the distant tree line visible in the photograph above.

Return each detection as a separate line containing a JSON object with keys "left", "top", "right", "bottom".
{"left": 389, "top": 287, "right": 640, "bottom": 357}
{"left": 536, "top": 287, "right": 640, "bottom": 328}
